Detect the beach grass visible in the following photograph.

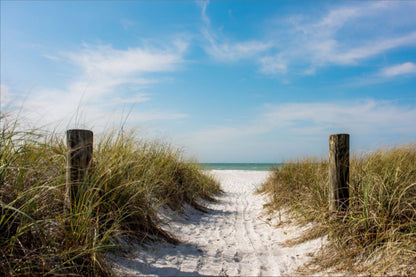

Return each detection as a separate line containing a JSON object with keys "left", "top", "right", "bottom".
{"left": 0, "top": 115, "right": 221, "bottom": 276}
{"left": 259, "top": 145, "right": 416, "bottom": 275}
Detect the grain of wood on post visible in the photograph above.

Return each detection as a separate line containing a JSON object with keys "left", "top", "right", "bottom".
{"left": 329, "top": 133, "right": 350, "bottom": 212}
{"left": 66, "top": 129, "right": 93, "bottom": 209}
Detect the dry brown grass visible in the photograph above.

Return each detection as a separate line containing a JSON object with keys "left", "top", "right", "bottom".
{"left": 0, "top": 115, "right": 220, "bottom": 276}
{"left": 259, "top": 145, "right": 416, "bottom": 275}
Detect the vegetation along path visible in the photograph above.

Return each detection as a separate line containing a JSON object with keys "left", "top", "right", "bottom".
{"left": 109, "top": 170, "right": 324, "bottom": 276}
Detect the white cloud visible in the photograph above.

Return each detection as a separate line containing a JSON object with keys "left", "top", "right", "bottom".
{"left": 2, "top": 41, "right": 189, "bottom": 131}
{"left": 300, "top": 3, "right": 412, "bottom": 63}
{"left": 261, "top": 100, "right": 416, "bottom": 134}
{"left": 183, "top": 99, "right": 416, "bottom": 161}
{"left": 204, "top": 33, "right": 273, "bottom": 62}
{"left": 324, "top": 32, "right": 416, "bottom": 65}
{"left": 68, "top": 43, "right": 185, "bottom": 77}
{"left": 113, "top": 93, "right": 151, "bottom": 105}
{"left": 198, "top": 0, "right": 210, "bottom": 26}
{"left": 259, "top": 54, "right": 287, "bottom": 74}
{"left": 43, "top": 54, "right": 61, "bottom": 62}
{"left": 259, "top": 2, "right": 416, "bottom": 76}
{"left": 317, "top": 6, "right": 360, "bottom": 31}
{"left": 199, "top": 2, "right": 272, "bottom": 62}
{"left": 193, "top": 100, "right": 416, "bottom": 139}
{"left": 196, "top": 1, "right": 416, "bottom": 77}
{"left": 129, "top": 110, "right": 188, "bottom": 122}
{"left": 195, "top": 1, "right": 416, "bottom": 80}
{"left": 380, "top": 62, "right": 416, "bottom": 77}
{"left": 1, "top": 84, "right": 13, "bottom": 108}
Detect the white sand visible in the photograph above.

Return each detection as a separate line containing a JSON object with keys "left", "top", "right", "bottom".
{"left": 108, "top": 170, "right": 326, "bottom": 276}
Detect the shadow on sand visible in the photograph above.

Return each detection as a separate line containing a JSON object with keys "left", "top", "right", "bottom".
{"left": 109, "top": 204, "right": 230, "bottom": 276}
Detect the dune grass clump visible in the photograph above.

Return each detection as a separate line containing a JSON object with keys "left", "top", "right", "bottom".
{"left": 259, "top": 145, "right": 416, "bottom": 275}
{"left": 0, "top": 116, "right": 220, "bottom": 276}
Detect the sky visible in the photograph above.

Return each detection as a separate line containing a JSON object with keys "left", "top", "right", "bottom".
{"left": 1, "top": 1, "right": 416, "bottom": 162}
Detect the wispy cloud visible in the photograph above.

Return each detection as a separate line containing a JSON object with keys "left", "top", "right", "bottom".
{"left": 2, "top": 41, "right": 189, "bottom": 130}
{"left": 1, "top": 84, "right": 13, "bottom": 108}
{"left": 201, "top": 1, "right": 416, "bottom": 78}
{"left": 346, "top": 61, "right": 416, "bottom": 86}
{"left": 263, "top": 2, "right": 416, "bottom": 76}
{"left": 197, "top": 0, "right": 210, "bottom": 26}
{"left": 259, "top": 54, "right": 287, "bottom": 75}
{"left": 198, "top": 1, "right": 272, "bottom": 62}
{"left": 190, "top": 100, "right": 416, "bottom": 139}
{"left": 379, "top": 62, "right": 416, "bottom": 77}
{"left": 183, "top": 99, "right": 416, "bottom": 160}
{"left": 261, "top": 100, "right": 416, "bottom": 134}
{"left": 203, "top": 31, "right": 272, "bottom": 62}
{"left": 68, "top": 42, "right": 186, "bottom": 77}
{"left": 57, "top": 42, "right": 187, "bottom": 102}
{"left": 322, "top": 32, "right": 416, "bottom": 66}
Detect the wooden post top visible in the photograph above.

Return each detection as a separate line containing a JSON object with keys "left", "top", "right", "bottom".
{"left": 66, "top": 129, "right": 93, "bottom": 135}
{"left": 329, "top": 133, "right": 350, "bottom": 137}
{"left": 66, "top": 129, "right": 93, "bottom": 149}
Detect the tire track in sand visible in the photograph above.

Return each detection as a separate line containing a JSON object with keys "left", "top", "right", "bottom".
{"left": 109, "top": 170, "right": 324, "bottom": 276}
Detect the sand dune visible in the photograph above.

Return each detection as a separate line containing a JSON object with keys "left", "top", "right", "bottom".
{"left": 109, "top": 170, "right": 325, "bottom": 276}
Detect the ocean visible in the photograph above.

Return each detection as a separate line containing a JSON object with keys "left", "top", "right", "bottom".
{"left": 198, "top": 163, "right": 281, "bottom": 171}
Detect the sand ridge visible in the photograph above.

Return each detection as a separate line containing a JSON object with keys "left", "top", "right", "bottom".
{"left": 108, "top": 170, "right": 325, "bottom": 276}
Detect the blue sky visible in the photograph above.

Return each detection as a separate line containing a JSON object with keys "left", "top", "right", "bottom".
{"left": 1, "top": 1, "right": 416, "bottom": 162}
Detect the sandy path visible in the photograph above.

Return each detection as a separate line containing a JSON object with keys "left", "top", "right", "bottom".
{"left": 109, "top": 170, "right": 325, "bottom": 276}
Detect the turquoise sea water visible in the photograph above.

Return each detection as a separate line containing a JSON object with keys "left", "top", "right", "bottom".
{"left": 198, "top": 163, "right": 281, "bottom": 171}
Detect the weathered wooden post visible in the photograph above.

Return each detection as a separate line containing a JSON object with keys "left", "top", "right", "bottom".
{"left": 66, "top": 129, "right": 93, "bottom": 209}
{"left": 329, "top": 134, "right": 350, "bottom": 212}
